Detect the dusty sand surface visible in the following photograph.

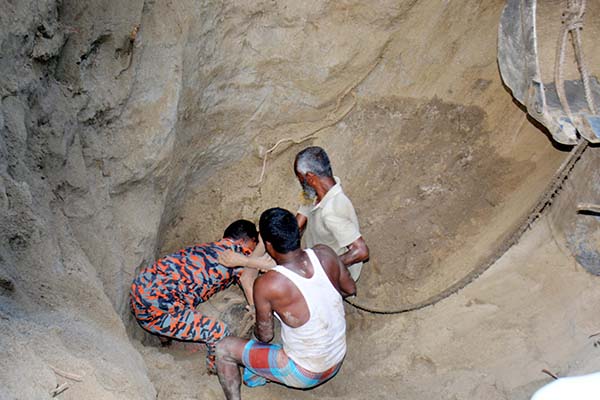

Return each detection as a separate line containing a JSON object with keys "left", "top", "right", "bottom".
{"left": 139, "top": 209, "right": 600, "bottom": 400}
{"left": 2, "top": 0, "right": 598, "bottom": 398}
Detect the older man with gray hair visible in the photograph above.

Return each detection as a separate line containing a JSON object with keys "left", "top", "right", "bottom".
{"left": 218, "top": 146, "right": 369, "bottom": 281}
{"left": 294, "top": 146, "right": 369, "bottom": 281}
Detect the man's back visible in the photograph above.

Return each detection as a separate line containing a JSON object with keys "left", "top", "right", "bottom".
{"left": 254, "top": 245, "right": 354, "bottom": 372}
{"left": 255, "top": 244, "right": 354, "bottom": 326}
{"left": 214, "top": 208, "right": 355, "bottom": 399}
{"left": 132, "top": 239, "right": 251, "bottom": 307}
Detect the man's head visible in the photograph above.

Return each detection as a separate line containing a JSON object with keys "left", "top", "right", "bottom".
{"left": 223, "top": 219, "right": 259, "bottom": 251}
{"left": 294, "top": 146, "right": 333, "bottom": 200}
{"left": 259, "top": 207, "right": 301, "bottom": 256}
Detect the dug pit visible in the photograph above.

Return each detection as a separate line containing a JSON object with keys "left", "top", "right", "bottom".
{"left": 1, "top": 0, "right": 599, "bottom": 399}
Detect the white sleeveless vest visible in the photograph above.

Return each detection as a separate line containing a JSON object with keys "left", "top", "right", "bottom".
{"left": 272, "top": 248, "right": 346, "bottom": 372}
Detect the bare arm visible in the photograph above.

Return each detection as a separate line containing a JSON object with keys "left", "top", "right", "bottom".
{"left": 339, "top": 236, "right": 369, "bottom": 267}
{"left": 296, "top": 213, "right": 307, "bottom": 236}
{"left": 238, "top": 268, "right": 258, "bottom": 306}
{"left": 314, "top": 244, "right": 356, "bottom": 298}
{"left": 220, "top": 252, "right": 275, "bottom": 270}
{"left": 253, "top": 275, "right": 275, "bottom": 343}
{"left": 337, "top": 256, "right": 357, "bottom": 298}
{"left": 218, "top": 237, "right": 275, "bottom": 271}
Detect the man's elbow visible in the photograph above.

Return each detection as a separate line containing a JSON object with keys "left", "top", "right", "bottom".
{"left": 356, "top": 239, "right": 369, "bottom": 263}
{"left": 255, "top": 320, "right": 274, "bottom": 343}
{"left": 339, "top": 271, "right": 357, "bottom": 298}
{"left": 343, "top": 286, "right": 357, "bottom": 298}
{"left": 256, "top": 330, "right": 273, "bottom": 343}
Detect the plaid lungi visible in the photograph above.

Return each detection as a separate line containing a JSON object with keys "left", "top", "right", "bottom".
{"left": 241, "top": 340, "right": 342, "bottom": 389}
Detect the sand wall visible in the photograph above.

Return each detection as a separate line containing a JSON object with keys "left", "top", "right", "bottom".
{"left": 1, "top": 0, "right": 597, "bottom": 398}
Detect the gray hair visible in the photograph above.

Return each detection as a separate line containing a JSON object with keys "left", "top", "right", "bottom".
{"left": 295, "top": 146, "right": 333, "bottom": 177}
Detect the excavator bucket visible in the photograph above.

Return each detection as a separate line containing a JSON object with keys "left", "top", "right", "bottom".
{"left": 498, "top": 0, "right": 600, "bottom": 145}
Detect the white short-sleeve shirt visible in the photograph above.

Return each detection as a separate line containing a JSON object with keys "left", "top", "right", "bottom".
{"left": 298, "top": 177, "right": 363, "bottom": 281}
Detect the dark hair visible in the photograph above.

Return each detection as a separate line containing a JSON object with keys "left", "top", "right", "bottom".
{"left": 295, "top": 146, "right": 333, "bottom": 178}
{"left": 223, "top": 219, "right": 258, "bottom": 242}
{"left": 259, "top": 208, "right": 300, "bottom": 253}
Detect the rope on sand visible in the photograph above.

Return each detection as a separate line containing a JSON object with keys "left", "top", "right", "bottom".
{"left": 345, "top": 134, "right": 588, "bottom": 314}
{"left": 346, "top": 0, "right": 596, "bottom": 314}
{"left": 251, "top": 94, "right": 357, "bottom": 188}
{"left": 251, "top": 39, "right": 392, "bottom": 187}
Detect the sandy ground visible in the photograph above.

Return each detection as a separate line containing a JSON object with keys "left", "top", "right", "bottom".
{"left": 138, "top": 211, "right": 600, "bottom": 400}
{"left": 3, "top": 1, "right": 598, "bottom": 398}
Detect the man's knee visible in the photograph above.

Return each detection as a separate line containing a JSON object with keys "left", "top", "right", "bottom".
{"left": 216, "top": 336, "right": 235, "bottom": 359}
{"left": 216, "top": 336, "right": 247, "bottom": 363}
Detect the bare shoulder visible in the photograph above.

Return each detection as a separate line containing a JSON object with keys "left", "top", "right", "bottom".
{"left": 254, "top": 270, "right": 288, "bottom": 296}
{"left": 312, "top": 244, "right": 339, "bottom": 262}
{"left": 255, "top": 270, "right": 279, "bottom": 287}
{"left": 311, "top": 244, "right": 343, "bottom": 273}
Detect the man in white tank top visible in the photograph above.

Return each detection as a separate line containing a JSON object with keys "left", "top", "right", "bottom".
{"left": 215, "top": 207, "right": 356, "bottom": 400}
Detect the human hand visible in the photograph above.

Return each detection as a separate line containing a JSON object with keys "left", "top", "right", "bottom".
{"left": 219, "top": 250, "right": 248, "bottom": 268}
{"left": 254, "top": 253, "right": 276, "bottom": 272}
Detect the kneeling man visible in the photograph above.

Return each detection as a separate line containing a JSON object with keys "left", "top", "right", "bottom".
{"left": 216, "top": 207, "right": 356, "bottom": 399}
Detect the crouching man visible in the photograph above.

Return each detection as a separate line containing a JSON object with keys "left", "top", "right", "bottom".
{"left": 130, "top": 220, "right": 260, "bottom": 373}
{"left": 215, "top": 207, "right": 356, "bottom": 399}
